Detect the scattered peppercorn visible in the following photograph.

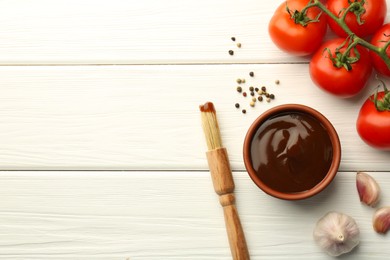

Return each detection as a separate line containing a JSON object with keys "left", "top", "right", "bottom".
{"left": 231, "top": 37, "right": 236, "bottom": 41}
{"left": 233, "top": 74, "right": 277, "bottom": 113}
{"left": 237, "top": 43, "right": 242, "bottom": 48}
{"left": 229, "top": 50, "right": 234, "bottom": 55}
{"left": 275, "top": 79, "right": 280, "bottom": 85}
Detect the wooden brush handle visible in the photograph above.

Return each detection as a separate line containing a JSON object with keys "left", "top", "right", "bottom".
{"left": 206, "top": 148, "right": 250, "bottom": 260}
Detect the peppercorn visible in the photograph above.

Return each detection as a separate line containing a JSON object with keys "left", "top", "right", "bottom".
{"left": 231, "top": 37, "right": 236, "bottom": 41}
{"left": 250, "top": 101, "right": 255, "bottom": 107}
{"left": 236, "top": 78, "right": 242, "bottom": 84}
{"left": 241, "top": 79, "right": 246, "bottom": 83}
{"left": 229, "top": 50, "right": 234, "bottom": 55}
{"left": 258, "top": 96, "right": 263, "bottom": 102}
{"left": 255, "top": 87, "right": 259, "bottom": 92}
{"left": 235, "top": 103, "right": 240, "bottom": 108}
{"left": 242, "top": 109, "right": 246, "bottom": 114}
{"left": 266, "top": 97, "right": 271, "bottom": 103}
{"left": 249, "top": 86, "right": 254, "bottom": 92}
{"left": 237, "top": 43, "right": 242, "bottom": 48}
{"left": 249, "top": 72, "right": 254, "bottom": 77}
{"left": 243, "top": 92, "right": 247, "bottom": 97}
{"left": 250, "top": 91, "right": 255, "bottom": 96}
{"left": 275, "top": 79, "right": 280, "bottom": 85}
{"left": 265, "top": 93, "right": 270, "bottom": 98}
{"left": 236, "top": 86, "right": 242, "bottom": 93}
{"left": 270, "top": 94, "right": 275, "bottom": 99}
{"left": 252, "top": 97, "right": 256, "bottom": 102}
{"left": 261, "top": 86, "right": 266, "bottom": 91}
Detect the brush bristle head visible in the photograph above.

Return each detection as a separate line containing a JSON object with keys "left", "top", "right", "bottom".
{"left": 199, "top": 102, "right": 222, "bottom": 150}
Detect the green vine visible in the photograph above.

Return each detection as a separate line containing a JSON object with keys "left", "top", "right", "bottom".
{"left": 295, "top": 0, "right": 390, "bottom": 70}
{"left": 372, "top": 79, "right": 390, "bottom": 111}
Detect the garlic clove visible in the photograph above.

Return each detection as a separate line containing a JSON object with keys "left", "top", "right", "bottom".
{"left": 356, "top": 171, "right": 381, "bottom": 207}
{"left": 313, "top": 211, "right": 360, "bottom": 257}
{"left": 373, "top": 207, "right": 390, "bottom": 234}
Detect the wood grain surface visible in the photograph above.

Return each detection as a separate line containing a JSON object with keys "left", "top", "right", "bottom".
{"left": 0, "top": 171, "right": 389, "bottom": 259}
{"left": 0, "top": 65, "right": 388, "bottom": 171}
{"left": 0, "top": 0, "right": 389, "bottom": 259}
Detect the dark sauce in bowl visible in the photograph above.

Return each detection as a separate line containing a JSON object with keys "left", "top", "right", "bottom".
{"left": 250, "top": 112, "right": 333, "bottom": 193}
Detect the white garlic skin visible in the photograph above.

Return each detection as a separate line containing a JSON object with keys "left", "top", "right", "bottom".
{"left": 313, "top": 211, "right": 360, "bottom": 257}
{"left": 356, "top": 172, "right": 381, "bottom": 207}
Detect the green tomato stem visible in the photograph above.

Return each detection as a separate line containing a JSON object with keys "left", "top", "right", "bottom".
{"left": 342, "top": 38, "right": 359, "bottom": 59}
{"left": 309, "top": 0, "right": 390, "bottom": 70}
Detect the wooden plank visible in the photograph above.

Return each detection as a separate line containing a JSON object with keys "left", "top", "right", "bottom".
{"left": 0, "top": 0, "right": 389, "bottom": 65}
{"left": 0, "top": 171, "right": 388, "bottom": 259}
{"left": 0, "top": 64, "right": 388, "bottom": 171}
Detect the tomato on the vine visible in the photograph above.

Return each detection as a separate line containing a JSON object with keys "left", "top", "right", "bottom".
{"left": 356, "top": 87, "right": 390, "bottom": 150}
{"left": 309, "top": 38, "right": 372, "bottom": 98}
{"left": 327, "top": 0, "right": 387, "bottom": 38}
{"left": 268, "top": 0, "right": 327, "bottom": 56}
{"left": 370, "top": 23, "right": 390, "bottom": 77}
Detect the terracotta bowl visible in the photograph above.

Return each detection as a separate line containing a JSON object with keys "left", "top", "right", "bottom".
{"left": 243, "top": 104, "right": 341, "bottom": 200}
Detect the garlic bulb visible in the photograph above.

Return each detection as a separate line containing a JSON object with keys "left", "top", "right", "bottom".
{"left": 313, "top": 211, "right": 360, "bottom": 256}
{"left": 373, "top": 207, "right": 390, "bottom": 234}
{"left": 356, "top": 172, "right": 381, "bottom": 207}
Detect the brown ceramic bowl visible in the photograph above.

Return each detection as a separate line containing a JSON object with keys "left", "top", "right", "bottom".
{"left": 243, "top": 104, "right": 341, "bottom": 200}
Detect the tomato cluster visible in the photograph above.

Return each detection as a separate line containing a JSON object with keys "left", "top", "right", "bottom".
{"left": 268, "top": 0, "right": 390, "bottom": 150}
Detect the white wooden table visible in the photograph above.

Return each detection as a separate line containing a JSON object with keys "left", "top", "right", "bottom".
{"left": 0, "top": 0, "right": 389, "bottom": 259}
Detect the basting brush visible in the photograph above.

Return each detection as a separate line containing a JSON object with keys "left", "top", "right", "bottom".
{"left": 199, "top": 101, "right": 250, "bottom": 260}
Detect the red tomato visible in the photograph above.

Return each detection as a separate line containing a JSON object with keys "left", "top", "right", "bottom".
{"left": 268, "top": 0, "right": 327, "bottom": 56}
{"left": 356, "top": 91, "right": 390, "bottom": 150}
{"left": 309, "top": 38, "right": 372, "bottom": 98}
{"left": 327, "top": 0, "right": 387, "bottom": 38}
{"left": 370, "top": 23, "right": 390, "bottom": 77}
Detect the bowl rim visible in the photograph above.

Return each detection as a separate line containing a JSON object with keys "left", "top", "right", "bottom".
{"left": 243, "top": 104, "right": 341, "bottom": 200}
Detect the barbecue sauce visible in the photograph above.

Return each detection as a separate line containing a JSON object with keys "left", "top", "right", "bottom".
{"left": 250, "top": 112, "right": 333, "bottom": 193}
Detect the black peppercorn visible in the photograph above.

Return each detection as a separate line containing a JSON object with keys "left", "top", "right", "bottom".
{"left": 236, "top": 86, "right": 242, "bottom": 93}
{"left": 231, "top": 37, "right": 236, "bottom": 41}
{"left": 229, "top": 50, "right": 234, "bottom": 55}
{"left": 235, "top": 103, "right": 240, "bottom": 108}
{"left": 242, "top": 109, "right": 246, "bottom": 114}
{"left": 249, "top": 72, "right": 254, "bottom": 77}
